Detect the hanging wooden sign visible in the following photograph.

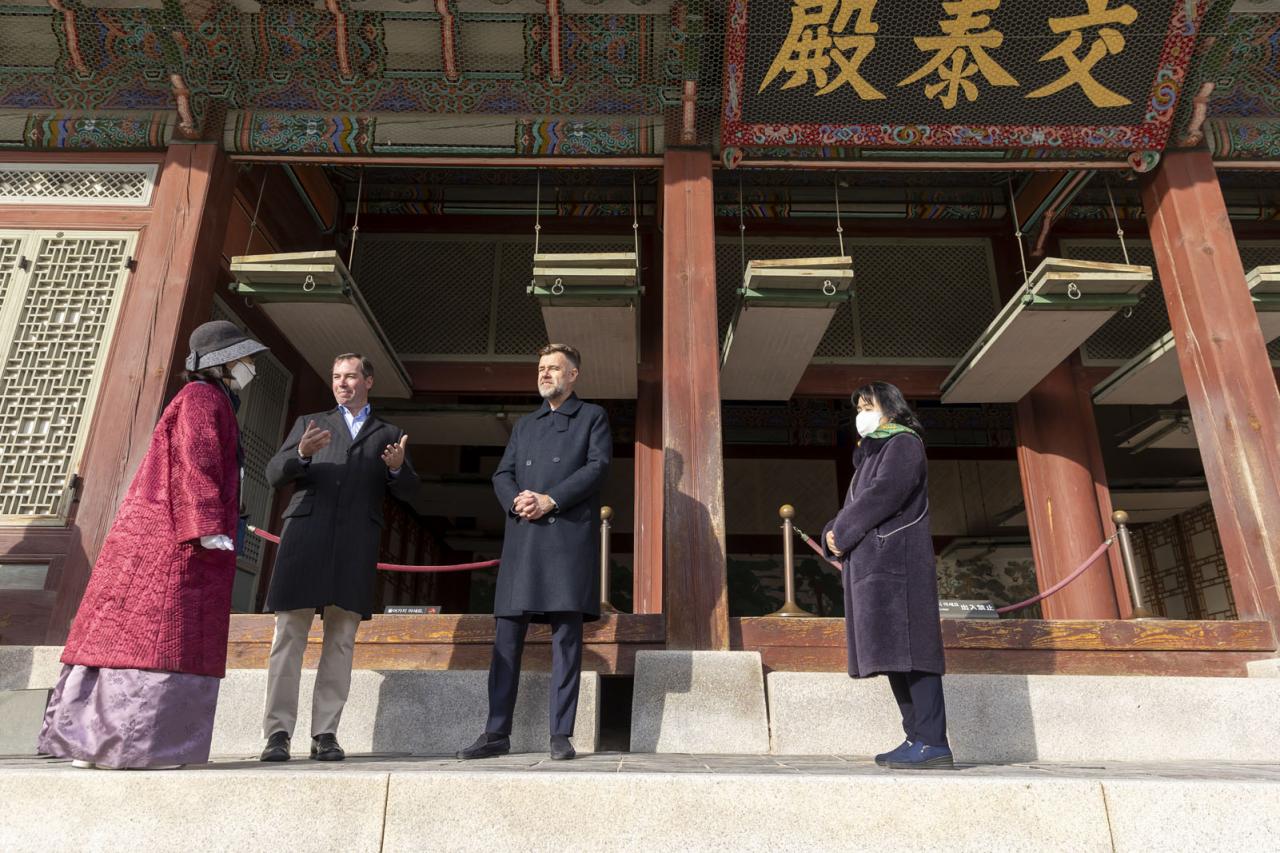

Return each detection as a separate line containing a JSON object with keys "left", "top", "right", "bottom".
{"left": 723, "top": 0, "right": 1209, "bottom": 151}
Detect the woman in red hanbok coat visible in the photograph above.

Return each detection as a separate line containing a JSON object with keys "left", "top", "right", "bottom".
{"left": 37, "top": 320, "right": 268, "bottom": 770}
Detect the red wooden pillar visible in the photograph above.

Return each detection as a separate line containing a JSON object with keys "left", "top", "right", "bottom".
{"left": 633, "top": 228, "right": 664, "bottom": 614}
{"left": 1141, "top": 149, "right": 1280, "bottom": 631}
{"left": 1015, "top": 361, "right": 1124, "bottom": 619}
{"left": 661, "top": 149, "right": 729, "bottom": 650}
{"left": 47, "top": 143, "right": 236, "bottom": 641}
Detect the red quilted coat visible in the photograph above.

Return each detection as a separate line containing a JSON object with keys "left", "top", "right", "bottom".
{"left": 61, "top": 381, "right": 241, "bottom": 678}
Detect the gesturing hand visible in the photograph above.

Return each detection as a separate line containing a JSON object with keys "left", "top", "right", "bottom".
{"left": 298, "top": 419, "right": 332, "bottom": 458}
{"left": 826, "top": 530, "right": 844, "bottom": 558}
{"left": 382, "top": 434, "right": 409, "bottom": 470}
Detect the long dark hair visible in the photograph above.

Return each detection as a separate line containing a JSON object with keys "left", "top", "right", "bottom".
{"left": 853, "top": 381, "right": 924, "bottom": 435}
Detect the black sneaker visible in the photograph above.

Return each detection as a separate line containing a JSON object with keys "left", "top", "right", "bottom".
{"left": 259, "top": 731, "right": 291, "bottom": 762}
{"left": 310, "top": 733, "right": 345, "bottom": 762}
{"left": 549, "top": 735, "right": 576, "bottom": 761}
{"left": 457, "top": 732, "right": 511, "bottom": 760}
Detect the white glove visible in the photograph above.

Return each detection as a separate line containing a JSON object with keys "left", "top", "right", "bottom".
{"left": 199, "top": 534, "right": 235, "bottom": 551}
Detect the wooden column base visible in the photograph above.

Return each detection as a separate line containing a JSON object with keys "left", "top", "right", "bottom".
{"left": 731, "top": 617, "right": 1277, "bottom": 678}
{"left": 224, "top": 614, "right": 1276, "bottom": 677}
{"left": 226, "top": 613, "right": 665, "bottom": 674}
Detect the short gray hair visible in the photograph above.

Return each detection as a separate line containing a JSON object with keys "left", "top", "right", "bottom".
{"left": 539, "top": 343, "right": 581, "bottom": 369}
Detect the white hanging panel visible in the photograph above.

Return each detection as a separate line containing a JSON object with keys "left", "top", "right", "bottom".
{"left": 0, "top": 231, "right": 135, "bottom": 521}
{"left": 231, "top": 251, "right": 412, "bottom": 398}
{"left": 940, "top": 258, "right": 1152, "bottom": 404}
{"left": 721, "top": 305, "right": 840, "bottom": 400}
{"left": 720, "top": 256, "right": 852, "bottom": 400}
{"left": 1248, "top": 266, "right": 1280, "bottom": 342}
{"left": 1092, "top": 265, "right": 1280, "bottom": 405}
{"left": 1091, "top": 332, "right": 1184, "bottom": 405}
{"left": 540, "top": 305, "right": 637, "bottom": 398}
{"left": 257, "top": 300, "right": 411, "bottom": 398}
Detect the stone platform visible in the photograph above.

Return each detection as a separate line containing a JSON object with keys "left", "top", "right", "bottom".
{"left": 1, "top": 753, "right": 1277, "bottom": 852}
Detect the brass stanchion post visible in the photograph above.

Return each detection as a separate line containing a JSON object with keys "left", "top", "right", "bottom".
{"left": 1113, "top": 510, "right": 1155, "bottom": 619}
{"left": 768, "top": 504, "right": 813, "bottom": 617}
{"left": 599, "top": 506, "right": 617, "bottom": 614}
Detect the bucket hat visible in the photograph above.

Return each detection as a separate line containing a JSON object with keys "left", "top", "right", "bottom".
{"left": 185, "top": 320, "right": 269, "bottom": 370}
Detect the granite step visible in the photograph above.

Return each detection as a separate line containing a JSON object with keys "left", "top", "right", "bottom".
{"left": 1, "top": 753, "right": 1277, "bottom": 852}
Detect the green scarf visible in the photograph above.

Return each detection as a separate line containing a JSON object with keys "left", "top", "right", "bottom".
{"left": 865, "top": 422, "right": 919, "bottom": 441}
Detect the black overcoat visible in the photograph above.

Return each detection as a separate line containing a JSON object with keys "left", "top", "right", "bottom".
{"left": 264, "top": 408, "right": 420, "bottom": 619}
{"left": 492, "top": 394, "right": 611, "bottom": 621}
{"left": 822, "top": 431, "right": 945, "bottom": 678}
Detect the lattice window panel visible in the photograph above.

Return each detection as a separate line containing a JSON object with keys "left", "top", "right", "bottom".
{"left": 1131, "top": 502, "right": 1236, "bottom": 621}
{"left": 355, "top": 238, "right": 496, "bottom": 356}
{"left": 0, "top": 165, "right": 157, "bottom": 207}
{"left": 494, "top": 241, "right": 546, "bottom": 356}
{"left": 211, "top": 300, "right": 293, "bottom": 578}
{"left": 1065, "top": 240, "right": 1280, "bottom": 364}
{"left": 355, "top": 235, "right": 632, "bottom": 359}
{"left": 0, "top": 231, "right": 136, "bottom": 521}
{"left": 838, "top": 238, "right": 999, "bottom": 361}
{"left": 0, "top": 235, "right": 23, "bottom": 310}
{"left": 1181, "top": 503, "right": 1236, "bottom": 621}
{"left": 717, "top": 237, "right": 998, "bottom": 363}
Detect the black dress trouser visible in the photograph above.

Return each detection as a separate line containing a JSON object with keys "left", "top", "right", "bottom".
{"left": 886, "top": 670, "right": 949, "bottom": 748}
{"left": 486, "top": 612, "right": 584, "bottom": 737}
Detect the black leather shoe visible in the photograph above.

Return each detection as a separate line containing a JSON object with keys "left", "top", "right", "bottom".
{"left": 259, "top": 731, "right": 291, "bottom": 762}
{"left": 549, "top": 735, "right": 575, "bottom": 761}
{"left": 310, "top": 733, "right": 345, "bottom": 762}
{"left": 457, "top": 733, "right": 511, "bottom": 760}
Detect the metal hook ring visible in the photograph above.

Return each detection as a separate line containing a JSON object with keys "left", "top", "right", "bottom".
{"left": 302, "top": 274, "right": 316, "bottom": 293}
{"left": 551, "top": 278, "right": 565, "bottom": 296}
{"left": 822, "top": 280, "right": 837, "bottom": 297}
{"left": 1067, "top": 282, "right": 1081, "bottom": 300}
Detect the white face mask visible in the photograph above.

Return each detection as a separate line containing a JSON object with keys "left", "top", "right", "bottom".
{"left": 227, "top": 359, "right": 256, "bottom": 391}
{"left": 855, "top": 409, "right": 884, "bottom": 438}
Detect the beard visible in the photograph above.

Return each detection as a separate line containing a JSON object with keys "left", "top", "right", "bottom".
{"left": 539, "top": 381, "right": 563, "bottom": 399}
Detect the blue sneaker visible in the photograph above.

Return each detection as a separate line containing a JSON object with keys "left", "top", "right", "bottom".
{"left": 885, "top": 741, "right": 954, "bottom": 770}
{"left": 874, "top": 740, "right": 913, "bottom": 767}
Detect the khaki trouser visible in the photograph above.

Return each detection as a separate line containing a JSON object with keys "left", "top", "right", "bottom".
{"left": 261, "top": 606, "right": 361, "bottom": 739}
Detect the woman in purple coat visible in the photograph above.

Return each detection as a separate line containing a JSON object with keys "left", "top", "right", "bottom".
{"left": 822, "top": 382, "right": 952, "bottom": 770}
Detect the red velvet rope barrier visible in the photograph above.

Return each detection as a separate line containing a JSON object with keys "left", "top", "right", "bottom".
{"left": 793, "top": 524, "right": 1117, "bottom": 616}
{"left": 248, "top": 526, "right": 499, "bottom": 573}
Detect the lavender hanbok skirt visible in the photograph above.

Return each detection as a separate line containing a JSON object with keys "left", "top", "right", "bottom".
{"left": 37, "top": 664, "right": 220, "bottom": 769}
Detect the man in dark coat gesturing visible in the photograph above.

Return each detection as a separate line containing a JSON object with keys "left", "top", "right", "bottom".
{"left": 458, "top": 343, "right": 611, "bottom": 761}
{"left": 258, "top": 353, "right": 419, "bottom": 763}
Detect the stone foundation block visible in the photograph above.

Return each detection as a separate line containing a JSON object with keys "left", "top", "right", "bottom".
{"left": 767, "top": 671, "right": 1280, "bottom": 763}
{"left": 630, "top": 650, "right": 769, "bottom": 753}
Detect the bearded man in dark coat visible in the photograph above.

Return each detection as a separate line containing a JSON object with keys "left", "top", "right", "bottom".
{"left": 458, "top": 343, "right": 611, "bottom": 762}
{"left": 257, "top": 353, "right": 419, "bottom": 763}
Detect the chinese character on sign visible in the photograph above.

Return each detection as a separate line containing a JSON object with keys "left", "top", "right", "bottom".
{"left": 1027, "top": 0, "right": 1139, "bottom": 107}
{"left": 759, "top": 0, "right": 886, "bottom": 100}
{"left": 899, "top": 0, "right": 1017, "bottom": 110}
